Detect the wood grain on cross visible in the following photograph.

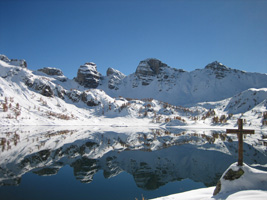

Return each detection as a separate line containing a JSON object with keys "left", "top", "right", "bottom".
{"left": 226, "top": 119, "right": 254, "bottom": 166}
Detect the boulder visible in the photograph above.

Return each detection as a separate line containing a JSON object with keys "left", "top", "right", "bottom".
{"left": 76, "top": 62, "right": 100, "bottom": 88}
{"left": 41, "top": 85, "right": 54, "bottom": 97}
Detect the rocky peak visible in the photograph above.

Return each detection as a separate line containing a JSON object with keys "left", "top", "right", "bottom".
{"left": 106, "top": 68, "right": 126, "bottom": 90}
{"left": 134, "top": 58, "right": 170, "bottom": 86}
{"left": 205, "top": 61, "right": 232, "bottom": 79}
{"left": 76, "top": 62, "right": 101, "bottom": 88}
{"left": 205, "top": 61, "right": 230, "bottom": 71}
{"left": 0, "top": 54, "right": 27, "bottom": 68}
{"left": 135, "top": 58, "right": 168, "bottom": 77}
{"left": 107, "top": 68, "right": 125, "bottom": 78}
{"left": 0, "top": 55, "right": 10, "bottom": 63}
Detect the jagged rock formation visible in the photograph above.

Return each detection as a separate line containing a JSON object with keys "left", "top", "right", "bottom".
{"left": 204, "top": 61, "right": 240, "bottom": 79}
{"left": 75, "top": 62, "right": 101, "bottom": 88}
{"left": 0, "top": 54, "right": 27, "bottom": 68}
{"left": 38, "top": 67, "right": 63, "bottom": 76}
{"left": 106, "top": 67, "right": 126, "bottom": 90}
{"left": 38, "top": 67, "right": 67, "bottom": 82}
{"left": 135, "top": 58, "right": 168, "bottom": 77}
{"left": 135, "top": 58, "right": 171, "bottom": 85}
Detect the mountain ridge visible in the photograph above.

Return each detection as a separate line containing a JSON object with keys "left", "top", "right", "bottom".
{"left": 0, "top": 54, "right": 266, "bottom": 127}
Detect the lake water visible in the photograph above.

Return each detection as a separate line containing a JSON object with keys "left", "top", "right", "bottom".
{"left": 0, "top": 127, "right": 266, "bottom": 200}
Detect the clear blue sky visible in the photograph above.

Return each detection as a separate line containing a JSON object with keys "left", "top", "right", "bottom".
{"left": 0, "top": 0, "right": 266, "bottom": 78}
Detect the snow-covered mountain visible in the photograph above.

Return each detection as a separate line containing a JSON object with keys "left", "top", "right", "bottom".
{"left": 99, "top": 58, "right": 267, "bottom": 106}
{"left": 0, "top": 54, "right": 266, "bottom": 127}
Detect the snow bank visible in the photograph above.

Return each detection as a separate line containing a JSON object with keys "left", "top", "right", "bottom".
{"left": 151, "top": 163, "right": 267, "bottom": 200}
{"left": 214, "top": 162, "right": 267, "bottom": 195}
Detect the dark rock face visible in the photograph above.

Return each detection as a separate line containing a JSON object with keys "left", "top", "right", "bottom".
{"left": 223, "top": 168, "right": 244, "bottom": 180}
{"left": 135, "top": 58, "right": 168, "bottom": 77}
{"left": 213, "top": 180, "right": 222, "bottom": 196}
{"left": 135, "top": 58, "right": 169, "bottom": 86}
{"left": 24, "top": 78, "right": 54, "bottom": 97}
{"left": 205, "top": 61, "right": 234, "bottom": 79}
{"left": 81, "top": 92, "right": 100, "bottom": 106}
{"left": 41, "top": 85, "right": 54, "bottom": 97}
{"left": 107, "top": 67, "right": 117, "bottom": 76}
{"left": 38, "top": 67, "right": 63, "bottom": 76}
{"left": 76, "top": 63, "right": 100, "bottom": 88}
{"left": 205, "top": 61, "right": 229, "bottom": 71}
{"left": 66, "top": 90, "right": 100, "bottom": 106}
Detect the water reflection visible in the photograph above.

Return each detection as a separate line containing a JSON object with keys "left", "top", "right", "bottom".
{"left": 0, "top": 127, "right": 266, "bottom": 191}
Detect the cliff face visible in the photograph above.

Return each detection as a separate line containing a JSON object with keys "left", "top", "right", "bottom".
{"left": 75, "top": 62, "right": 101, "bottom": 88}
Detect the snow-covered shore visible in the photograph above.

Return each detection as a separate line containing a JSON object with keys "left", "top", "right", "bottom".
{"left": 150, "top": 163, "right": 267, "bottom": 200}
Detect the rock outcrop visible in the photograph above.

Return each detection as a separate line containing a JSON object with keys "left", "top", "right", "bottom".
{"left": 135, "top": 58, "right": 170, "bottom": 85}
{"left": 135, "top": 58, "right": 168, "bottom": 77}
{"left": 76, "top": 62, "right": 101, "bottom": 88}
{"left": 205, "top": 61, "right": 239, "bottom": 79}
{"left": 0, "top": 55, "right": 27, "bottom": 68}
{"left": 0, "top": 55, "right": 10, "bottom": 63}
{"left": 38, "top": 67, "right": 63, "bottom": 76}
{"left": 106, "top": 67, "right": 125, "bottom": 90}
{"left": 37, "top": 67, "right": 67, "bottom": 82}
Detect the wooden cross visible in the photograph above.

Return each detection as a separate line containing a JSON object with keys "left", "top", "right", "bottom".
{"left": 226, "top": 119, "right": 254, "bottom": 166}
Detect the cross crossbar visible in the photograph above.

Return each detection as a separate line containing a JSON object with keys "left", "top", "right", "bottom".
{"left": 226, "top": 129, "right": 255, "bottom": 134}
{"left": 226, "top": 118, "right": 254, "bottom": 166}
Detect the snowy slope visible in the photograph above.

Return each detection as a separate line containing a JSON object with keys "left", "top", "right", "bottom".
{"left": 0, "top": 55, "right": 266, "bottom": 128}
{"left": 225, "top": 88, "right": 267, "bottom": 114}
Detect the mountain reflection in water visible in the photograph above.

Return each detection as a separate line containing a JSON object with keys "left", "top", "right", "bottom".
{"left": 0, "top": 127, "right": 266, "bottom": 197}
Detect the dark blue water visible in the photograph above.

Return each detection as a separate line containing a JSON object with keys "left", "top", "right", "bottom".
{"left": 0, "top": 165, "right": 204, "bottom": 200}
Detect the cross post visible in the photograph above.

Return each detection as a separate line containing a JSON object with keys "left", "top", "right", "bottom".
{"left": 226, "top": 119, "right": 254, "bottom": 166}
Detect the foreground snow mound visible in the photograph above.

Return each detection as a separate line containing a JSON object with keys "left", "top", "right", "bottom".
{"left": 151, "top": 163, "right": 267, "bottom": 200}
{"left": 213, "top": 162, "right": 267, "bottom": 195}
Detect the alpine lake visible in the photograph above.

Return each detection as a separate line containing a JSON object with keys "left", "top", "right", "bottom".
{"left": 0, "top": 126, "right": 266, "bottom": 200}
